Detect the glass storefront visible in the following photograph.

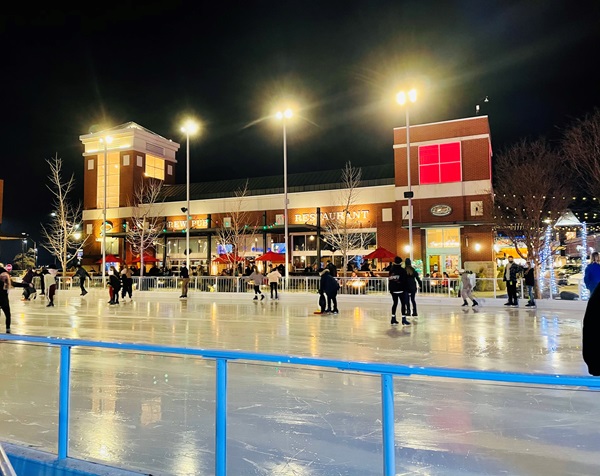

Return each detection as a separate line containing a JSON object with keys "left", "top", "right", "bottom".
{"left": 425, "top": 227, "right": 461, "bottom": 276}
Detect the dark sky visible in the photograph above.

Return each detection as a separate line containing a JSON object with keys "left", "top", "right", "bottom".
{"left": 1, "top": 0, "right": 600, "bottom": 264}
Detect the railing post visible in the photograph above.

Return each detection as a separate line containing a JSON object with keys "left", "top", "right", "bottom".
{"left": 58, "top": 345, "right": 72, "bottom": 460}
{"left": 215, "top": 358, "right": 228, "bottom": 476}
{"left": 381, "top": 373, "right": 395, "bottom": 476}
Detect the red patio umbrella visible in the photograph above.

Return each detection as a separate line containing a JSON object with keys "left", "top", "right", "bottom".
{"left": 255, "top": 251, "right": 285, "bottom": 263}
{"left": 96, "top": 254, "right": 121, "bottom": 263}
{"left": 212, "top": 254, "right": 245, "bottom": 264}
{"left": 364, "top": 247, "right": 396, "bottom": 261}
{"left": 130, "top": 254, "right": 160, "bottom": 263}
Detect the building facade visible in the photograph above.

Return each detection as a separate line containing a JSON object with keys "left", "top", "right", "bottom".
{"left": 80, "top": 117, "right": 495, "bottom": 276}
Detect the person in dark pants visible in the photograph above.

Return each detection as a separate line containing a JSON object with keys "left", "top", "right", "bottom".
{"left": 74, "top": 264, "right": 91, "bottom": 296}
{"left": 523, "top": 262, "right": 536, "bottom": 307}
{"left": 180, "top": 264, "right": 189, "bottom": 299}
{"left": 120, "top": 264, "right": 133, "bottom": 301}
{"left": 318, "top": 268, "right": 339, "bottom": 314}
{"left": 388, "top": 256, "right": 409, "bottom": 325}
{"left": 266, "top": 266, "right": 282, "bottom": 299}
{"left": 583, "top": 285, "right": 600, "bottom": 376}
{"left": 108, "top": 266, "right": 121, "bottom": 305}
{"left": 403, "top": 258, "right": 422, "bottom": 316}
{"left": 0, "top": 264, "right": 13, "bottom": 333}
{"left": 248, "top": 266, "right": 265, "bottom": 301}
{"left": 503, "top": 256, "right": 523, "bottom": 307}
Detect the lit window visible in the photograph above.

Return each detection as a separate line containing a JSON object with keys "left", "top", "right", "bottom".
{"left": 418, "top": 142, "right": 461, "bottom": 184}
{"left": 97, "top": 151, "right": 120, "bottom": 208}
{"left": 145, "top": 155, "right": 165, "bottom": 180}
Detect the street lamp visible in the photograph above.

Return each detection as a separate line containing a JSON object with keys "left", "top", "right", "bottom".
{"left": 181, "top": 120, "right": 199, "bottom": 272}
{"left": 275, "top": 108, "right": 293, "bottom": 285}
{"left": 396, "top": 89, "right": 417, "bottom": 261}
{"left": 100, "top": 135, "right": 113, "bottom": 287}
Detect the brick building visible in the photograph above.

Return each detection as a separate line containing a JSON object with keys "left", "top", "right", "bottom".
{"left": 79, "top": 117, "right": 495, "bottom": 276}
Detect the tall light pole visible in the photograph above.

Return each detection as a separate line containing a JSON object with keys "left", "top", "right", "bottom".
{"left": 396, "top": 89, "right": 417, "bottom": 261}
{"left": 276, "top": 108, "right": 293, "bottom": 285}
{"left": 181, "top": 121, "right": 198, "bottom": 272}
{"left": 100, "top": 136, "right": 112, "bottom": 287}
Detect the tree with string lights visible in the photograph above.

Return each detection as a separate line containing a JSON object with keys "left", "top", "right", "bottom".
{"left": 493, "top": 138, "right": 573, "bottom": 296}
{"left": 562, "top": 107, "right": 600, "bottom": 199}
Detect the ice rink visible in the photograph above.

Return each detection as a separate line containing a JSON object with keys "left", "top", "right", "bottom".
{"left": 1, "top": 289, "right": 599, "bottom": 475}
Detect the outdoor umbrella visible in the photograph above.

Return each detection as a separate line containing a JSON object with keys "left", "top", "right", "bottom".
{"left": 96, "top": 254, "right": 121, "bottom": 263}
{"left": 364, "top": 247, "right": 396, "bottom": 261}
{"left": 130, "top": 254, "right": 160, "bottom": 263}
{"left": 212, "top": 254, "right": 244, "bottom": 264}
{"left": 255, "top": 251, "right": 285, "bottom": 263}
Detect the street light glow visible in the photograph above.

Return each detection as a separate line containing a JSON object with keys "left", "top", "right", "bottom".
{"left": 396, "top": 88, "right": 417, "bottom": 106}
{"left": 275, "top": 108, "right": 293, "bottom": 120}
{"left": 181, "top": 120, "right": 199, "bottom": 135}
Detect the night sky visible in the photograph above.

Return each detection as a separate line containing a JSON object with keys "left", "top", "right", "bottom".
{"left": 1, "top": 1, "right": 600, "bottom": 264}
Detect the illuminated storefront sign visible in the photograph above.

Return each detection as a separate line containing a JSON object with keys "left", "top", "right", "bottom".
{"left": 293, "top": 210, "right": 370, "bottom": 224}
{"left": 166, "top": 219, "right": 209, "bottom": 230}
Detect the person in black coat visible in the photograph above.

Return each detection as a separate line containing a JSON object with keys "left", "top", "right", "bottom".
{"left": 318, "top": 268, "right": 339, "bottom": 314}
{"left": 402, "top": 258, "right": 422, "bottom": 317}
{"left": 108, "top": 266, "right": 121, "bottom": 305}
{"left": 388, "top": 256, "right": 409, "bottom": 325}
{"left": 583, "top": 285, "right": 600, "bottom": 376}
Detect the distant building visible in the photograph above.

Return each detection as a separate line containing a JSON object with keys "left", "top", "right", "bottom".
{"left": 80, "top": 117, "right": 495, "bottom": 276}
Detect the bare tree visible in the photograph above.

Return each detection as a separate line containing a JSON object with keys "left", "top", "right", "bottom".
{"left": 321, "top": 162, "right": 364, "bottom": 276}
{"left": 125, "top": 179, "right": 164, "bottom": 277}
{"left": 41, "top": 156, "right": 87, "bottom": 276}
{"left": 215, "top": 180, "right": 260, "bottom": 272}
{"left": 562, "top": 107, "right": 600, "bottom": 198}
{"left": 493, "top": 138, "right": 572, "bottom": 280}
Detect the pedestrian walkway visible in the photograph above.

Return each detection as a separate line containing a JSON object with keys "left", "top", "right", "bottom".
{"left": 0, "top": 289, "right": 597, "bottom": 476}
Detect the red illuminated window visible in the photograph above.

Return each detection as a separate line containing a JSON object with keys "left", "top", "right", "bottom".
{"left": 418, "top": 142, "right": 462, "bottom": 184}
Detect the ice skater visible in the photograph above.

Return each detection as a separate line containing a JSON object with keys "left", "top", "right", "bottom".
{"left": 0, "top": 264, "right": 13, "bottom": 333}
{"left": 317, "top": 267, "right": 339, "bottom": 314}
{"left": 460, "top": 269, "right": 479, "bottom": 307}
{"left": 44, "top": 266, "right": 58, "bottom": 307}
{"left": 388, "top": 257, "right": 409, "bottom": 325}
{"left": 266, "top": 265, "right": 282, "bottom": 299}
{"left": 248, "top": 266, "right": 265, "bottom": 300}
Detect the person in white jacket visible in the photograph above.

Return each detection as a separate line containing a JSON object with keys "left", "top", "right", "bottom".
{"left": 266, "top": 266, "right": 282, "bottom": 300}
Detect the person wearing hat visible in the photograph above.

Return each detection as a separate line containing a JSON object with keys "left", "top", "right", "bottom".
{"left": 388, "top": 256, "right": 409, "bottom": 325}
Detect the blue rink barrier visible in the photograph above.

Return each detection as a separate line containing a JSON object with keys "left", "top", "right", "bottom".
{"left": 1, "top": 334, "right": 599, "bottom": 476}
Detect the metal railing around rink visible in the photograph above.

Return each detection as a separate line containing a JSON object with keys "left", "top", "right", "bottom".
{"left": 51, "top": 275, "right": 550, "bottom": 301}
{"left": 1, "top": 333, "right": 599, "bottom": 476}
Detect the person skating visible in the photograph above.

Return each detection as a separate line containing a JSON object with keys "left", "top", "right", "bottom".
{"left": 388, "top": 256, "right": 409, "bottom": 325}
{"left": 248, "top": 266, "right": 265, "bottom": 300}
{"left": 403, "top": 258, "right": 422, "bottom": 316}
{"left": 108, "top": 266, "right": 121, "bottom": 305}
{"left": 503, "top": 256, "right": 523, "bottom": 307}
{"left": 74, "top": 264, "right": 91, "bottom": 296}
{"left": 0, "top": 264, "right": 13, "bottom": 333}
{"left": 44, "top": 266, "right": 58, "bottom": 307}
{"left": 584, "top": 251, "right": 600, "bottom": 295}
{"left": 120, "top": 264, "right": 133, "bottom": 301}
{"left": 180, "top": 264, "right": 190, "bottom": 299}
{"left": 318, "top": 268, "right": 339, "bottom": 314}
{"left": 523, "top": 262, "right": 536, "bottom": 307}
{"left": 21, "top": 266, "right": 36, "bottom": 301}
{"left": 459, "top": 269, "right": 479, "bottom": 307}
{"left": 266, "top": 265, "right": 282, "bottom": 299}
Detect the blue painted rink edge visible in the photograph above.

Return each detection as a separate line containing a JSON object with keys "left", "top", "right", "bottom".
{"left": 4, "top": 443, "right": 147, "bottom": 476}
